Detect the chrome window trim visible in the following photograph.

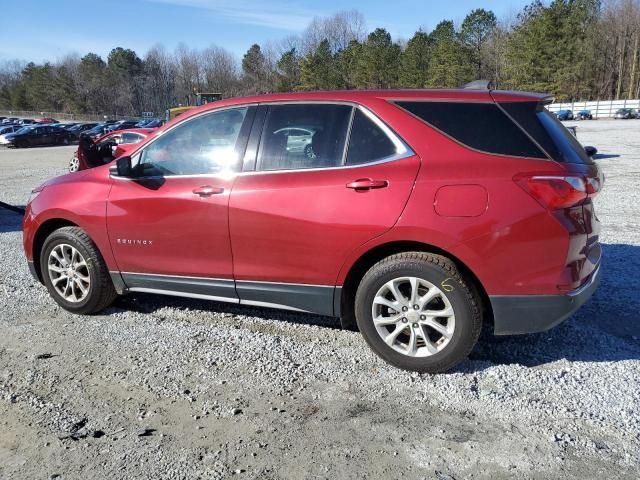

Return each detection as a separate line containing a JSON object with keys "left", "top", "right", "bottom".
{"left": 109, "top": 100, "right": 415, "bottom": 181}
{"left": 247, "top": 103, "right": 414, "bottom": 176}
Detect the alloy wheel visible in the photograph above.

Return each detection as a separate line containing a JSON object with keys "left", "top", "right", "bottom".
{"left": 47, "top": 243, "right": 90, "bottom": 303}
{"left": 371, "top": 276, "right": 455, "bottom": 357}
{"left": 69, "top": 155, "right": 79, "bottom": 172}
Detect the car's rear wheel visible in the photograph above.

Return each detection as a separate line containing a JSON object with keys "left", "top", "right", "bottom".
{"left": 355, "top": 252, "right": 482, "bottom": 373}
{"left": 40, "top": 226, "right": 117, "bottom": 314}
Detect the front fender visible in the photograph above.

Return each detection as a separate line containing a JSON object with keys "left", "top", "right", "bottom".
{"left": 24, "top": 173, "right": 116, "bottom": 270}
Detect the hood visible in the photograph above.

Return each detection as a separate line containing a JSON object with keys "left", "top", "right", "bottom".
{"left": 38, "top": 168, "right": 92, "bottom": 190}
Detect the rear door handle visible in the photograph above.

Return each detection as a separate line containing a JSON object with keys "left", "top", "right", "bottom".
{"left": 193, "top": 185, "right": 224, "bottom": 197}
{"left": 346, "top": 178, "right": 389, "bottom": 191}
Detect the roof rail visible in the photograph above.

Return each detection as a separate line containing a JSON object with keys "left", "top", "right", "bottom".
{"left": 462, "top": 80, "right": 494, "bottom": 90}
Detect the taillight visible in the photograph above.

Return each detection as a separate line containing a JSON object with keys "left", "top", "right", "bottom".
{"left": 515, "top": 175, "right": 588, "bottom": 210}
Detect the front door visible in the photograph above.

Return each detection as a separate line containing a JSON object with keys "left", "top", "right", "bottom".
{"left": 107, "top": 106, "right": 255, "bottom": 300}
{"left": 229, "top": 103, "right": 420, "bottom": 314}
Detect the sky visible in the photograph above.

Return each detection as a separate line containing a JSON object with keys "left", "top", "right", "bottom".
{"left": 0, "top": 0, "right": 532, "bottom": 63}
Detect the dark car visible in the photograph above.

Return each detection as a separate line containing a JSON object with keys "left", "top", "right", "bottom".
{"left": 81, "top": 123, "right": 113, "bottom": 141}
{"left": 106, "top": 120, "right": 140, "bottom": 133}
{"left": 555, "top": 109, "right": 574, "bottom": 121}
{"left": 576, "top": 110, "right": 593, "bottom": 120}
{"left": 2, "top": 125, "right": 72, "bottom": 148}
{"left": 613, "top": 108, "right": 638, "bottom": 119}
{"left": 18, "top": 118, "right": 36, "bottom": 125}
{"left": 23, "top": 89, "right": 603, "bottom": 373}
{"left": 66, "top": 123, "right": 99, "bottom": 141}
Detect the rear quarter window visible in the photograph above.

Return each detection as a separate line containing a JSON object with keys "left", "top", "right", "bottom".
{"left": 500, "top": 102, "right": 592, "bottom": 165}
{"left": 395, "top": 101, "right": 547, "bottom": 159}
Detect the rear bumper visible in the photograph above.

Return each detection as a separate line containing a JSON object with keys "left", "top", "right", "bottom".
{"left": 490, "top": 264, "right": 601, "bottom": 335}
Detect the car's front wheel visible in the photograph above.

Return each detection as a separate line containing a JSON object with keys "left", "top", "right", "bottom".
{"left": 40, "top": 226, "right": 117, "bottom": 314}
{"left": 355, "top": 252, "right": 482, "bottom": 373}
{"left": 69, "top": 154, "right": 79, "bottom": 172}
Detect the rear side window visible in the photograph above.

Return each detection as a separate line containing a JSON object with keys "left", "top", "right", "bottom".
{"left": 257, "top": 104, "right": 352, "bottom": 171}
{"left": 346, "top": 109, "right": 397, "bottom": 165}
{"left": 500, "top": 101, "right": 591, "bottom": 164}
{"left": 396, "top": 101, "right": 546, "bottom": 159}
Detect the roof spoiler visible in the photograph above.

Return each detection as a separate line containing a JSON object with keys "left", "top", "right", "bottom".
{"left": 462, "top": 79, "right": 494, "bottom": 90}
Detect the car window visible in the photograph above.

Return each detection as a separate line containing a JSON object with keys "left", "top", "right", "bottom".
{"left": 396, "top": 101, "right": 547, "bottom": 159}
{"left": 139, "top": 107, "right": 248, "bottom": 176}
{"left": 346, "top": 109, "right": 398, "bottom": 165}
{"left": 257, "top": 104, "right": 352, "bottom": 171}
{"left": 121, "top": 132, "right": 143, "bottom": 143}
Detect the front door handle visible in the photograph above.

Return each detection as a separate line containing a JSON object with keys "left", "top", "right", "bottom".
{"left": 346, "top": 178, "right": 389, "bottom": 191}
{"left": 193, "top": 185, "right": 224, "bottom": 197}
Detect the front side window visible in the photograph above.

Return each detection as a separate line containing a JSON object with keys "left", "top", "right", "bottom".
{"left": 257, "top": 104, "right": 352, "bottom": 171}
{"left": 139, "top": 107, "right": 248, "bottom": 176}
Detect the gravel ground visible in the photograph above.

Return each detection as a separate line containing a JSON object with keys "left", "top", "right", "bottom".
{"left": 0, "top": 120, "right": 639, "bottom": 479}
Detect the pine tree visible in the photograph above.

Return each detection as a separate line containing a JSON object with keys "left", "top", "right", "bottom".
{"left": 276, "top": 48, "right": 301, "bottom": 92}
{"left": 357, "top": 28, "right": 401, "bottom": 88}
{"left": 426, "top": 21, "right": 473, "bottom": 88}
{"left": 400, "top": 31, "right": 432, "bottom": 88}
{"left": 460, "top": 9, "right": 497, "bottom": 79}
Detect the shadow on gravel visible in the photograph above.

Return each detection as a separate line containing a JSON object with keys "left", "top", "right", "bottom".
{"left": 469, "top": 243, "right": 640, "bottom": 369}
{"left": 0, "top": 206, "right": 24, "bottom": 233}
{"left": 593, "top": 153, "right": 621, "bottom": 160}
{"left": 112, "top": 294, "right": 343, "bottom": 330}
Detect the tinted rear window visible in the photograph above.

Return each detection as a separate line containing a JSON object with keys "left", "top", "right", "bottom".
{"left": 501, "top": 101, "right": 592, "bottom": 164}
{"left": 396, "top": 101, "right": 546, "bottom": 159}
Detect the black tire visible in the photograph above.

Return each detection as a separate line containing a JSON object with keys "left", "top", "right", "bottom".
{"left": 354, "top": 252, "right": 482, "bottom": 373}
{"left": 40, "top": 226, "right": 117, "bottom": 314}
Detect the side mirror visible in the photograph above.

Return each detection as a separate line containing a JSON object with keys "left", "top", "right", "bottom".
{"left": 584, "top": 146, "right": 597, "bottom": 158}
{"left": 110, "top": 156, "right": 133, "bottom": 177}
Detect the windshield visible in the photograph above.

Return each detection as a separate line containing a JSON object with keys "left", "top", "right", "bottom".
{"left": 15, "top": 127, "right": 34, "bottom": 135}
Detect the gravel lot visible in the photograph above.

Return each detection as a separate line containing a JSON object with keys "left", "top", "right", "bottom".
{"left": 1, "top": 120, "right": 639, "bottom": 479}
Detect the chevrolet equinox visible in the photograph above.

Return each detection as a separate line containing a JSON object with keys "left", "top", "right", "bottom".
{"left": 23, "top": 89, "right": 603, "bottom": 372}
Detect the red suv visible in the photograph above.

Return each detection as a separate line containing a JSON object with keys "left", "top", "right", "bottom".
{"left": 22, "top": 89, "right": 602, "bottom": 372}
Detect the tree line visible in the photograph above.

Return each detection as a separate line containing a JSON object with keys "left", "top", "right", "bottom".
{"left": 1, "top": 0, "right": 639, "bottom": 117}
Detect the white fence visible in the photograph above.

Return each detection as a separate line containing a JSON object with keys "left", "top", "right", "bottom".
{"left": 547, "top": 99, "right": 640, "bottom": 118}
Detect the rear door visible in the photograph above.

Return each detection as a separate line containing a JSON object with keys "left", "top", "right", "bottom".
{"left": 228, "top": 103, "right": 421, "bottom": 314}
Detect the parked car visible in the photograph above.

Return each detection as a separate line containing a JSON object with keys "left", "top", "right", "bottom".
{"left": 66, "top": 123, "right": 99, "bottom": 141}
{"left": 0, "top": 124, "right": 22, "bottom": 136}
{"left": 18, "top": 118, "right": 36, "bottom": 125}
{"left": 555, "top": 109, "right": 574, "bottom": 121}
{"left": 35, "top": 117, "right": 58, "bottom": 124}
{"left": 1, "top": 117, "right": 19, "bottom": 124}
{"left": 576, "top": 110, "right": 593, "bottom": 120}
{"left": 81, "top": 123, "right": 113, "bottom": 141}
{"left": 70, "top": 128, "right": 156, "bottom": 172}
{"left": 1, "top": 125, "right": 72, "bottom": 147}
{"left": 135, "top": 118, "right": 162, "bottom": 128}
{"left": 23, "top": 89, "right": 603, "bottom": 373}
{"left": 613, "top": 108, "right": 638, "bottom": 119}
{"left": 106, "top": 120, "right": 140, "bottom": 133}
